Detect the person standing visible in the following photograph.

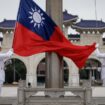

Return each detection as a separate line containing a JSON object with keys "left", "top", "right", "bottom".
{"left": 0, "top": 35, "right": 13, "bottom": 96}
{"left": 95, "top": 44, "right": 105, "bottom": 86}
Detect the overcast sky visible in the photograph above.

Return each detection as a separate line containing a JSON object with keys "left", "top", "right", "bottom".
{"left": 0, "top": 0, "right": 105, "bottom": 21}
{"left": 0, "top": 0, "right": 105, "bottom": 34}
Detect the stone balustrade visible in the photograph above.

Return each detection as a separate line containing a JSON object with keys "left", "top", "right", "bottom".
{"left": 17, "top": 80, "right": 92, "bottom": 105}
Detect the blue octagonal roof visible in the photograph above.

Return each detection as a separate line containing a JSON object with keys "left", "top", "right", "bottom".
{"left": 63, "top": 10, "right": 78, "bottom": 22}
{"left": 0, "top": 19, "right": 16, "bottom": 29}
{"left": 0, "top": 11, "right": 78, "bottom": 29}
{"left": 72, "top": 20, "right": 105, "bottom": 29}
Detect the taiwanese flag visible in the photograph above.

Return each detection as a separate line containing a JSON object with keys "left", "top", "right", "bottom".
{"left": 12, "top": 0, "right": 96, "bottom": 68}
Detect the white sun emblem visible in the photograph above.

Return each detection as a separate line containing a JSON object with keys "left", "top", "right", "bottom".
{"left": 28, "top": 8, "right": 45, "bottom": 28}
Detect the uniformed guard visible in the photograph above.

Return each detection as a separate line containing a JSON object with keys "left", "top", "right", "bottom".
{"left": 95, "top": 43, "right": 105, "bottom": 86}
{"left": 0, "top": 33, "right": 13, "bottom": 96}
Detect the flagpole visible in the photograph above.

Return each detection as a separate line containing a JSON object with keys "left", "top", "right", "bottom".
{"left": 46, "top": 0, "right": 63, "bottom": 88}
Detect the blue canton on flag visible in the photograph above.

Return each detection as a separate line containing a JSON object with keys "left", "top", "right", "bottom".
{"left": 17, "top": 0, "right": 56, "bottom": 40}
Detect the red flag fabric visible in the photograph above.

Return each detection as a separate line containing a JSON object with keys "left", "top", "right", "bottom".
{"left": 12, "top": 0, "right": 96, "bottom": 69}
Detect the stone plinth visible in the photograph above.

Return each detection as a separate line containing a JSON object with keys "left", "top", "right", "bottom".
{"left": 17, "top": 81, "right": 92, "bottom": 105}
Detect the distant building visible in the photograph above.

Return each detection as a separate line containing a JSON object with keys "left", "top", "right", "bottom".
{"left": 72, "top": 19, "right": 105, "bottom": 33}
{"left": 0, "top": 11, "right": 105, "bottom": 87}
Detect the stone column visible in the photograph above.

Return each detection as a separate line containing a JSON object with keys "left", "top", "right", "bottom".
{"left": 46, "top": 0, "right": 63, "bottom": 88}
{"left": 68, "top": 61, "right": 79, "bottom": 87}
{"left": 26, "top": 74, "right": 36, "bottom": 87}
{"left": 26, "top": 56, "right": 36, "bottom": 87}
{"left": 69, "top": 74, "right": 79, "bottom": 86}
{"left": 18, "top": 80, "right": 26, "bottom": 105}
{"left": 84, "top": 87, "right": 92, "bottom": 105}
{"left": 63, "top": 25, "right": 69, "bottom": 38}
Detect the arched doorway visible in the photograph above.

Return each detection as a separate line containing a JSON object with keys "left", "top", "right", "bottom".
{"left": 79, "top": 58, "right": 102, "bottom": 86}
{"left": 37, "top": 59, "right": 45, "bottom": 86}
{"left": 37, "top": 58, "right": 69, "bottom": 86}
{"left": 4, "top": 58, "right": 27, "bottom": 84}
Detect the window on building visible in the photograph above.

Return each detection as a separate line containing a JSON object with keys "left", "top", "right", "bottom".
{"left": 68, "top": 34, "right": 80, "bottom": 42}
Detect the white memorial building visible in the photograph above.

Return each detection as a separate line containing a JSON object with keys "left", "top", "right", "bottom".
{"left": 0, "top": 10, "right": 105, "bottom": 87}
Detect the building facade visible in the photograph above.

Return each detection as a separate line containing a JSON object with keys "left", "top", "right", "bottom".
{"left": 0, "top": 11, "right": 105, "bottom": 87}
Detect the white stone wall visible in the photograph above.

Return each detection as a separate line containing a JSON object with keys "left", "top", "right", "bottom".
{"left": 80, "top": 33, "right": 102, "bottom": 46}
{"left": 64, "top": 57, "right": 79, "bottom": 87}
{"left": 1, "top": 29, "right": 79, "bottom": 87}
{"left": 2, "top": 28, "right": 105, "bottom": 87}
